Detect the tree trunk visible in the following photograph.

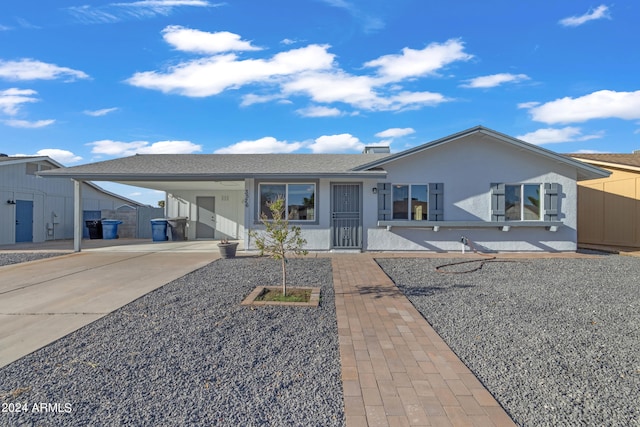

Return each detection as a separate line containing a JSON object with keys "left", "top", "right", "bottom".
{"left": 281, "top": 256, "right": 287, "bottom": 296}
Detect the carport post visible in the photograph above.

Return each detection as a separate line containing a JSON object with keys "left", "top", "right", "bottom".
{"left": 73, "top": 179, "right": 83, "bottom": 252}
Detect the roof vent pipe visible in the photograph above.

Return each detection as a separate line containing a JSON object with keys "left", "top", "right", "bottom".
{"left": 362, "top": 146, "right": 391, "bottom": 154}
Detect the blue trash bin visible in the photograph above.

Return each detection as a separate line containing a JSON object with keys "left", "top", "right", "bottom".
{"left": 150, "top": 219, "right": 168, "bottom": 242}
{"left": 101, "top": 219, "right": 123, "bottom": 240}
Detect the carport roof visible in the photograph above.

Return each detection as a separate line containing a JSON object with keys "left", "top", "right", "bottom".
{"left": 39, "top": 153, "right": 391, "bottom": 181}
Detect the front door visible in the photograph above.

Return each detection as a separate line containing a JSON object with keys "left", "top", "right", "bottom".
{"left": 331, "top": 183, "right": 362, "bottom": 249}
{"left": 15, "top": 200, "right": 33, "bottom": 243}
{"left": 196, "top": 196, "right": 216, "bottom": 239}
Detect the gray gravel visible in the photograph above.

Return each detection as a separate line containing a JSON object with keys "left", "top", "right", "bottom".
{"left": 0, "top": 252, "right": 70, "bottom": 267}
{"left": 377, "top": 255, "right": 640, "bottom": 427}
{"left": 0, "top": 257, "right": 343, "bottom": 427}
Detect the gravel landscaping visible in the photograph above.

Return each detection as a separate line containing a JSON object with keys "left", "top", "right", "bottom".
{"left": 0, "top": 252, "right": 70, "bottom": 267}
{"left": 377, "top": 255, "right": 640, "bottom": 427}
{"left": 0, "top": 257, "right": 343, "bottom": 427}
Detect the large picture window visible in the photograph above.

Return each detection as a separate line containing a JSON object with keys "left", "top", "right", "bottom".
{"left": 259, "top": 183, "right": 315, "bottom": 221}
{"left": 505, "top": 184, "right": 540, "bottom": 220}
{"left": 392, "top": 184, "right": 428, "bottom": 220}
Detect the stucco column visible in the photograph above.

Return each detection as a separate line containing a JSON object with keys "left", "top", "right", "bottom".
{"left": 73, "top": 179, "right": 83, "bottom": 252}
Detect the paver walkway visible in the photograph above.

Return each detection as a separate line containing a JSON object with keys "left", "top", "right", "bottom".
{"left": 332, "top": 255, "right": 516, "bottom": 427}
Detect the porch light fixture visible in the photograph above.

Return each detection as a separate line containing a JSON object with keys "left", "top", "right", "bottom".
{"left": 372, "top": 187, "right": 377, "bottom": 194}
{"left": 6, "top": 199, "right": 16, "bottom": 205}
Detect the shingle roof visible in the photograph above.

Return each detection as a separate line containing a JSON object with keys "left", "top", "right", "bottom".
{"left": 568, "top": 153, "right": 640, "bottom": 170}
{"left": 39, "top": 153, "right": 391, "bottom": 180}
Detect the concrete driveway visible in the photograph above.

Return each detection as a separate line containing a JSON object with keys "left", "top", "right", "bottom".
{"left": 0, "top": 240, "right": 222, "bottom": 368}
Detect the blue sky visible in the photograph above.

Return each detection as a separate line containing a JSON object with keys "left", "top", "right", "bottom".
{"left": 1, "top": 1, "right": 638, "bottom": 205}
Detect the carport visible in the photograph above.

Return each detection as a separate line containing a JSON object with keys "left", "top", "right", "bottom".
{"left": 38, "top": 154, "right": 250, "bottom": 252}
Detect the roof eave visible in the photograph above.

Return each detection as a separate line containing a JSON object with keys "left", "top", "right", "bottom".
{"left": 38, "top": 171, "right": 388, "bottom": 181}
{"left": 2, "top": 156, "right": 64, "bottom": 168}
{"left": 570, "top": 157, "right": 640, "bottom": 174}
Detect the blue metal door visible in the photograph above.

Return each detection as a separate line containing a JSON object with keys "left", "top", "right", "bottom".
{"left": 15, "top": 200, "right": 33, "bottom": 243}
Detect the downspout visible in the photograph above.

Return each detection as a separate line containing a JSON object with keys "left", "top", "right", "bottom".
{"left": 73, "top": 179, "right": 83, "bottom": 252}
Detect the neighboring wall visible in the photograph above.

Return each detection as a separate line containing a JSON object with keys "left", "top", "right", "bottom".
{"left": 0, "top": 161, "right": 140, "bottom": 244}
{"left": 578, "top": 167, "right": 640, "bottom": 248}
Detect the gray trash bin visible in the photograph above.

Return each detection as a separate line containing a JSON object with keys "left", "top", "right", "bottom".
{"left": 167, "top": 217, "right": 188, "bottom": 241}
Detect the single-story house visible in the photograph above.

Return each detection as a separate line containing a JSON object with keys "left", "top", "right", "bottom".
{"left": 0, "top": 154, "right": 150, "bottom": 245}
{"left": 568, "top": 152, "right": 640, "bottom": 249}
{"left": 39, "top": 126, "right": 609, "bottom": 252}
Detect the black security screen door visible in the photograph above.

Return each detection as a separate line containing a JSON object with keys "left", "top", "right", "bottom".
{"left": 331, "top": 183, "right": 362, "bottom": 249}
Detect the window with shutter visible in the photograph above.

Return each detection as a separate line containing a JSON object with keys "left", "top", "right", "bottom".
{"left": 428, "top": 183, "right": 443, "bottom": 221}
{"left": 491, "top": 183, "right": 505, "bottom": 221}
{"left": 378, "top": 182, "right": 443, "bottom": 221}
{"left": 377, "top": 183, "right": 392, "bottom": 220}
{"left": 543, "top": 183, "right": 559, "bottom": 221}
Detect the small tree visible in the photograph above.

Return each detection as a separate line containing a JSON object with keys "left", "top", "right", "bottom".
{"left": 249, "top": 197, "right": 308, "bottom": 296}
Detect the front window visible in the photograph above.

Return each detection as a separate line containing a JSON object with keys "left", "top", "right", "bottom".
{"left": 259, "top": 183, "right": 315, "bottom": 221}
{"left": 393, "top": 184, "right": 428, "bottom": 220}
{"left": 505, "top": 184, "right": 540, "bottom": 220}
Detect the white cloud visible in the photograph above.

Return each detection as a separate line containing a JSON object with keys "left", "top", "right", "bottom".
{"left": 296, "top": 106, "right": 342, "bottom": 117}
{"left": 214, "top": 136, "right": 303, "bottom": 154}
{"left": 364, "top": 39, "right": 473, "bottom": 81}
{"left": 284, "top": 73, "right": 450, "bottom": 111}
{"left": 0, "top": 59, "right": 89, "bottom": 81}
{"left": 84, "top": 107, "right": 119, "bottom": 117}
{"left": 319, "top": 0, "right": 384, "bottom": 33}
{"left": 162, "top": 26, "right": 261, "bottom": 54}
{"left": 375, "top": 128, "right": 415, "bottom": 138}
{"left": 525, "top": 90, "right": 640, "bottom": 124}
{"left": 127, "top": 28, "right": 471, "bottom": 113}
{"left": 88, "top": 139, "right": 202, "bottom": 156}
{"left": 387, "top": 91, "right": 449, "bottom": 110}
{"left": 516, "top": 127, "right": 603, "bottom": 144}
{"left": 283, "top": 71, "right": 379, "bottom": 109}
{"left": 35, "top": 149, "right": 83, "bottom": 164}
{"left": 0, "top": 25, "right": 12, "bottom": 31}
{"left": 66, "top": 5, "right": 120, "bottom": 24}
{"left": 0, "top": 88, "right": 39, "bottom": 115}
{"left": 559, "top": 5, "right": 611, "bottom": 27}
{"left": 240, "top": 93, "right": 285, "bottom": 107}
{"left": 461, "top": 73, "right": 530, "bottom": 88}
{"left": 67, "top": 0, "right": 216, "bottom": 24}
{"left": 573, "top": 149, "right": 608, "bottom": 154}
{"left": 127, "top": 43, "right": 335, "bottom": 97}
{"left": 116, "top": 0, "right": 212, "bottom": 7}
{"left": 4, "top": 119, "right": 55, "bottom": 128}
{"left": 308, "top": 133, "right": 364, "bottom": 153}
{"left": 517, "top": 101, "right": 540, "bottom": 109}
{"left": 13, "top": 149, "right": 83, "bottom": 164}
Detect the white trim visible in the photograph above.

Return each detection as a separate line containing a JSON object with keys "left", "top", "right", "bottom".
{"left": 378, "top": 220, "right": 562, "bottom": 231}
{"left": 504, "top": 183, "right": 542, "bottom": 221}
